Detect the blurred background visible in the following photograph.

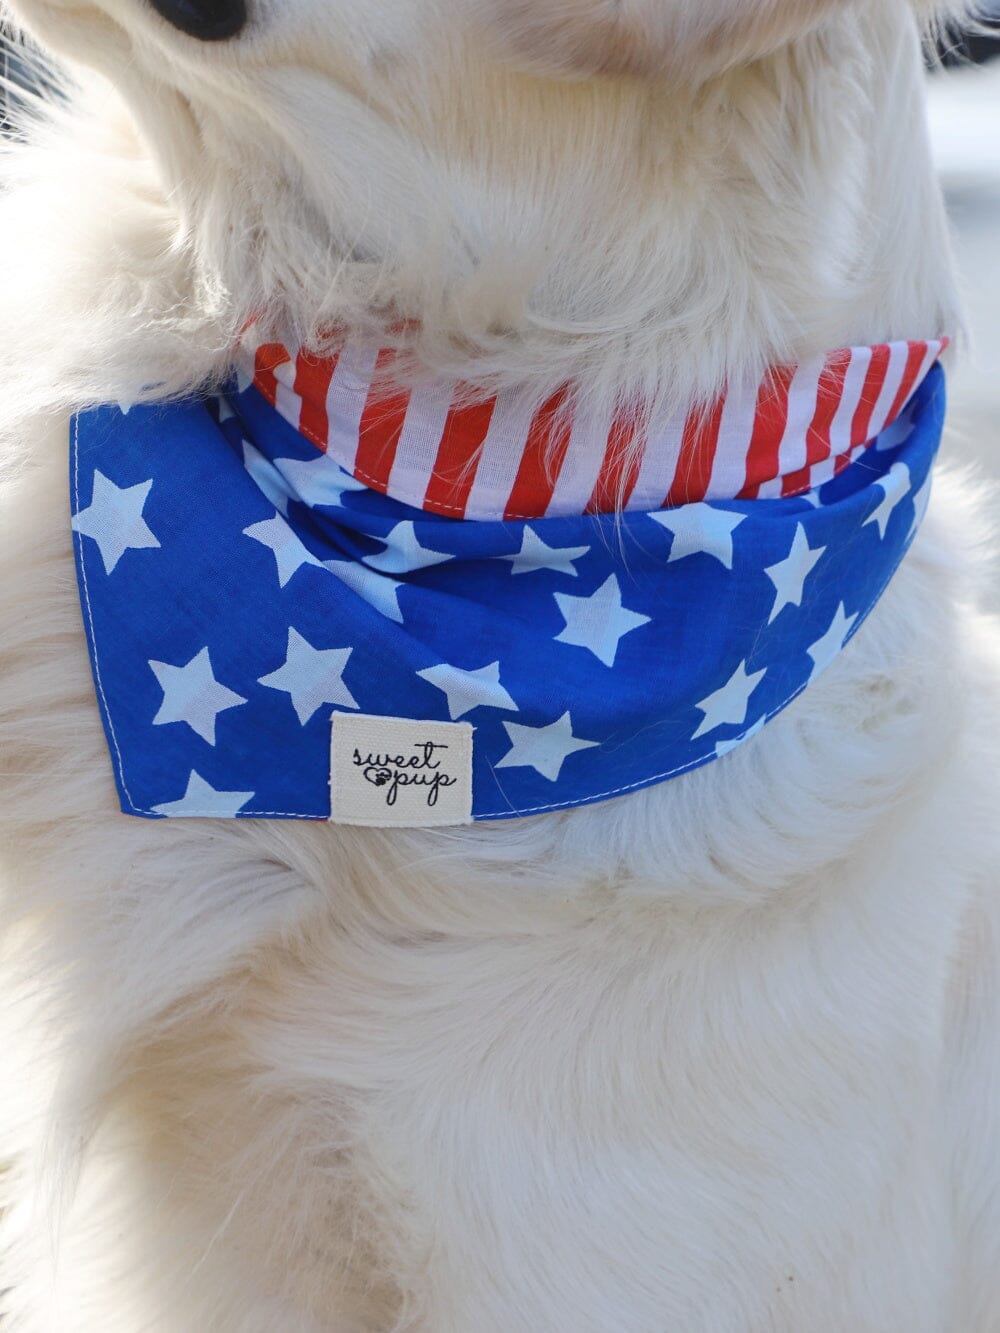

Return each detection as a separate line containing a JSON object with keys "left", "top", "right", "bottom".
{"left": 928, "top": 17, "right": 1000, "bottom": 487}
{"left": 1, "top": 15, "right": 998, "bottom": 472}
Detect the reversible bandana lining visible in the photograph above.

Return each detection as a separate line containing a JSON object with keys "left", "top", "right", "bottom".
{"left": 240, "top": 332, "right": 946, "bottom": 520}
{"left": 70, "top": 343, "right": 947, "bottom": 824}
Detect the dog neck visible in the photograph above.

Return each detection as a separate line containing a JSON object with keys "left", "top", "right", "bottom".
{"left": 1, "top": 7, "right": 961, "bottom": 452}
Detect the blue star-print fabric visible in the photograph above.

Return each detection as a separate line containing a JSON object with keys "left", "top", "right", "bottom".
{"left": 70, "top": 364, "right": 945, "bottom": 822}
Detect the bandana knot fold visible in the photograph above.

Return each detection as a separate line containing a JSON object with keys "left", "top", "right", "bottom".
{"left": 71, "top": 337, "right": 947, "bottom": 823}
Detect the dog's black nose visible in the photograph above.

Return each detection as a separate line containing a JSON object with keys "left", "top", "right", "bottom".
{"left": 148, "top": 0, "right": 246, "bottom": 40}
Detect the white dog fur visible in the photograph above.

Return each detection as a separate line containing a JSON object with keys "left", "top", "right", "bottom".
{"left": 2, "top": 0, "right": 1000, "bottom": 1328}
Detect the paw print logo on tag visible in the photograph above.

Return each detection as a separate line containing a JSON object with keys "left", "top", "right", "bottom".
{"left": 330, "top": 714, "right": 474, "bottom": 827}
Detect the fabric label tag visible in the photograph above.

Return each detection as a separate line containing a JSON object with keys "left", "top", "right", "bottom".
{"left": 330, "top": 713, "right": 474, "bottom": 827}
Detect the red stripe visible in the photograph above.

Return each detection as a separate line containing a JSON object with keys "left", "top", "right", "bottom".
{"left": 253, "top": 343, "right": 292, "bottom": 409}
{"left": 833, "top": 448, "right": 857, "bottom": 477}
{"left": 738, "top": 365, "right": 795, "bottom": 500}
{"left": 883, "top": 340, "right": 929, "bottom": 430}
{"left": 781, "top": 349, "right": 851, "bottom": 498}
{"left": 293, "top": 350, "right": 338, "bottom": 453}
{"left": 353, "top": 349, "right": 410, "bottom": 494}
{"left": 587, "top": 413, "right": 643, "bottom": 513}
{"left": 666, "top": 396, "right": 725, "bottom": 506}
{"left": 849, "top": 343, "right": 891, "bottom": 449}
{"left": 503, "top": 390, "right": 573, "bottom": 520}
{"left": 779, "top": 465, "right": 810, "bottom": 497}
{"left": 423, "top": 396, "right": 496, "bottom": 518}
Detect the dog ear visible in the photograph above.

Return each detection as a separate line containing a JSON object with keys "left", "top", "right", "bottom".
{"left": 476, "top": 0, "right": 851, "bottom": 80}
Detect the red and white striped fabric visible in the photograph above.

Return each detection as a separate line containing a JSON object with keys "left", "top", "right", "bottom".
{"left": 237, "top": 332, "right": 948, "bottom": 521}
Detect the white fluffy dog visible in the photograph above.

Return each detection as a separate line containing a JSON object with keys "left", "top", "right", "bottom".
{"left": 2, "top": 0, "right": 1000, "bottom": 1328}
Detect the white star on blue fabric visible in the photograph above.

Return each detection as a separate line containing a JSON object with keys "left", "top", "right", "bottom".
{"left": 243, "top": 514, "right": 325, "bottom": 587}
{"left": 258, "top": 627, "right": 358, "bottom": 725}
{"left": 554, "top": 574, "right": 651, "bottom": 667}
{"left": 763, "top": 523, "right": 825, "bottom": 624}
{"left": 72, "top": 471, "right": 161, "bottom": 574}
{"left": 806, "top": 603, "right": 859, "bottom": 679}
{"left": 908, "top": 472, "right": 933, "bottom": 544}
{"left": 416, "top": 661, "right": 518, "bottom": 720}
{"left": 715, "top": 716, "right": 766, "bottom": 759}
{"left": 649, "top": 505, "right": 747, "bottom": 570}
{"left": 693, "top": 660, "right": 767, "bottom": 739}
{"left": 243, "top": 440, "right": 293, "bottom": 515}
{"left": 149, "top": 647, "right": 246, "bottom": 745}
{"left": 365, "top": 521, "right": 453, "bottom": 575}
{"left": 273, "top": 453, "right": 368, "bottom": 507}
{"left": 503, "top": 527, "right": 590, "bottom": 577}
{"left": 496, "top": 711, "right": 598, "bottom": 782}
{"left": 151, "top": 770, "right": 255, "bottom": 818}
{"left": 323, "top": 557, "right": 406, "bottom": 624}
{"left": 863, "top": 461, "right": 911, "bottom": 539}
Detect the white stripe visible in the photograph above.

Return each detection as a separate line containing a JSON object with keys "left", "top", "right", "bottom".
{"left": 386, "top": 381, "right": 456, "bottom": 506}
{"left": 703, "top": 381, "right": 759, "bottom": 502}
{"left": 873, "top": 340, "right": 940, "bottom": 451}
{"left": 463, "top": 389, "right": 537, "bottom": 520}
{"left": 865, "top": 340, "right": 910, "bottom": 442}
{"left": 272, "top": 349, "right": 302, "bottom": 434}
{"left": 805, "top": 342, "right": 942, "bottom": 489}
{"left": 828, "top": 345, "right": 873, "bottom": 457}
{"left": 804, "top": 455, "right": 835, "bottom": 495}
{"left": 803, "top": 346, "right": 875, "bottom": 492}
{"left": 236, "top": 336, "right": 943, "bottom": 516}
{"left": 630, "top": 404, "right": 689, "bottom": 510}
{"left": 754, "top": 357, "right": 825, "bottom": 500}
{"left": 324, "top": 340, "right": 381, "bottom": 477}
{"left": 780, "top": 356, "right": 825, "bottom": 475}
{"left": 911, "top": 338, "right": 942, "bottom": 396}
{"left": 923, "top": 338, "right": 943, "bottom": 380}
{"left": 546, "top": 402, "right": 617, "bottom": 516}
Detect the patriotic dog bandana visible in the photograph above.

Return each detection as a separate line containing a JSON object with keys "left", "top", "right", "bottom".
{"left": 71, "top": 337, "right": 947, "bottom": 824}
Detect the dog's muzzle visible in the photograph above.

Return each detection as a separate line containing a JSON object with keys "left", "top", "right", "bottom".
{"left": 148, "top": 0, "right": 245, "bottom": 40}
